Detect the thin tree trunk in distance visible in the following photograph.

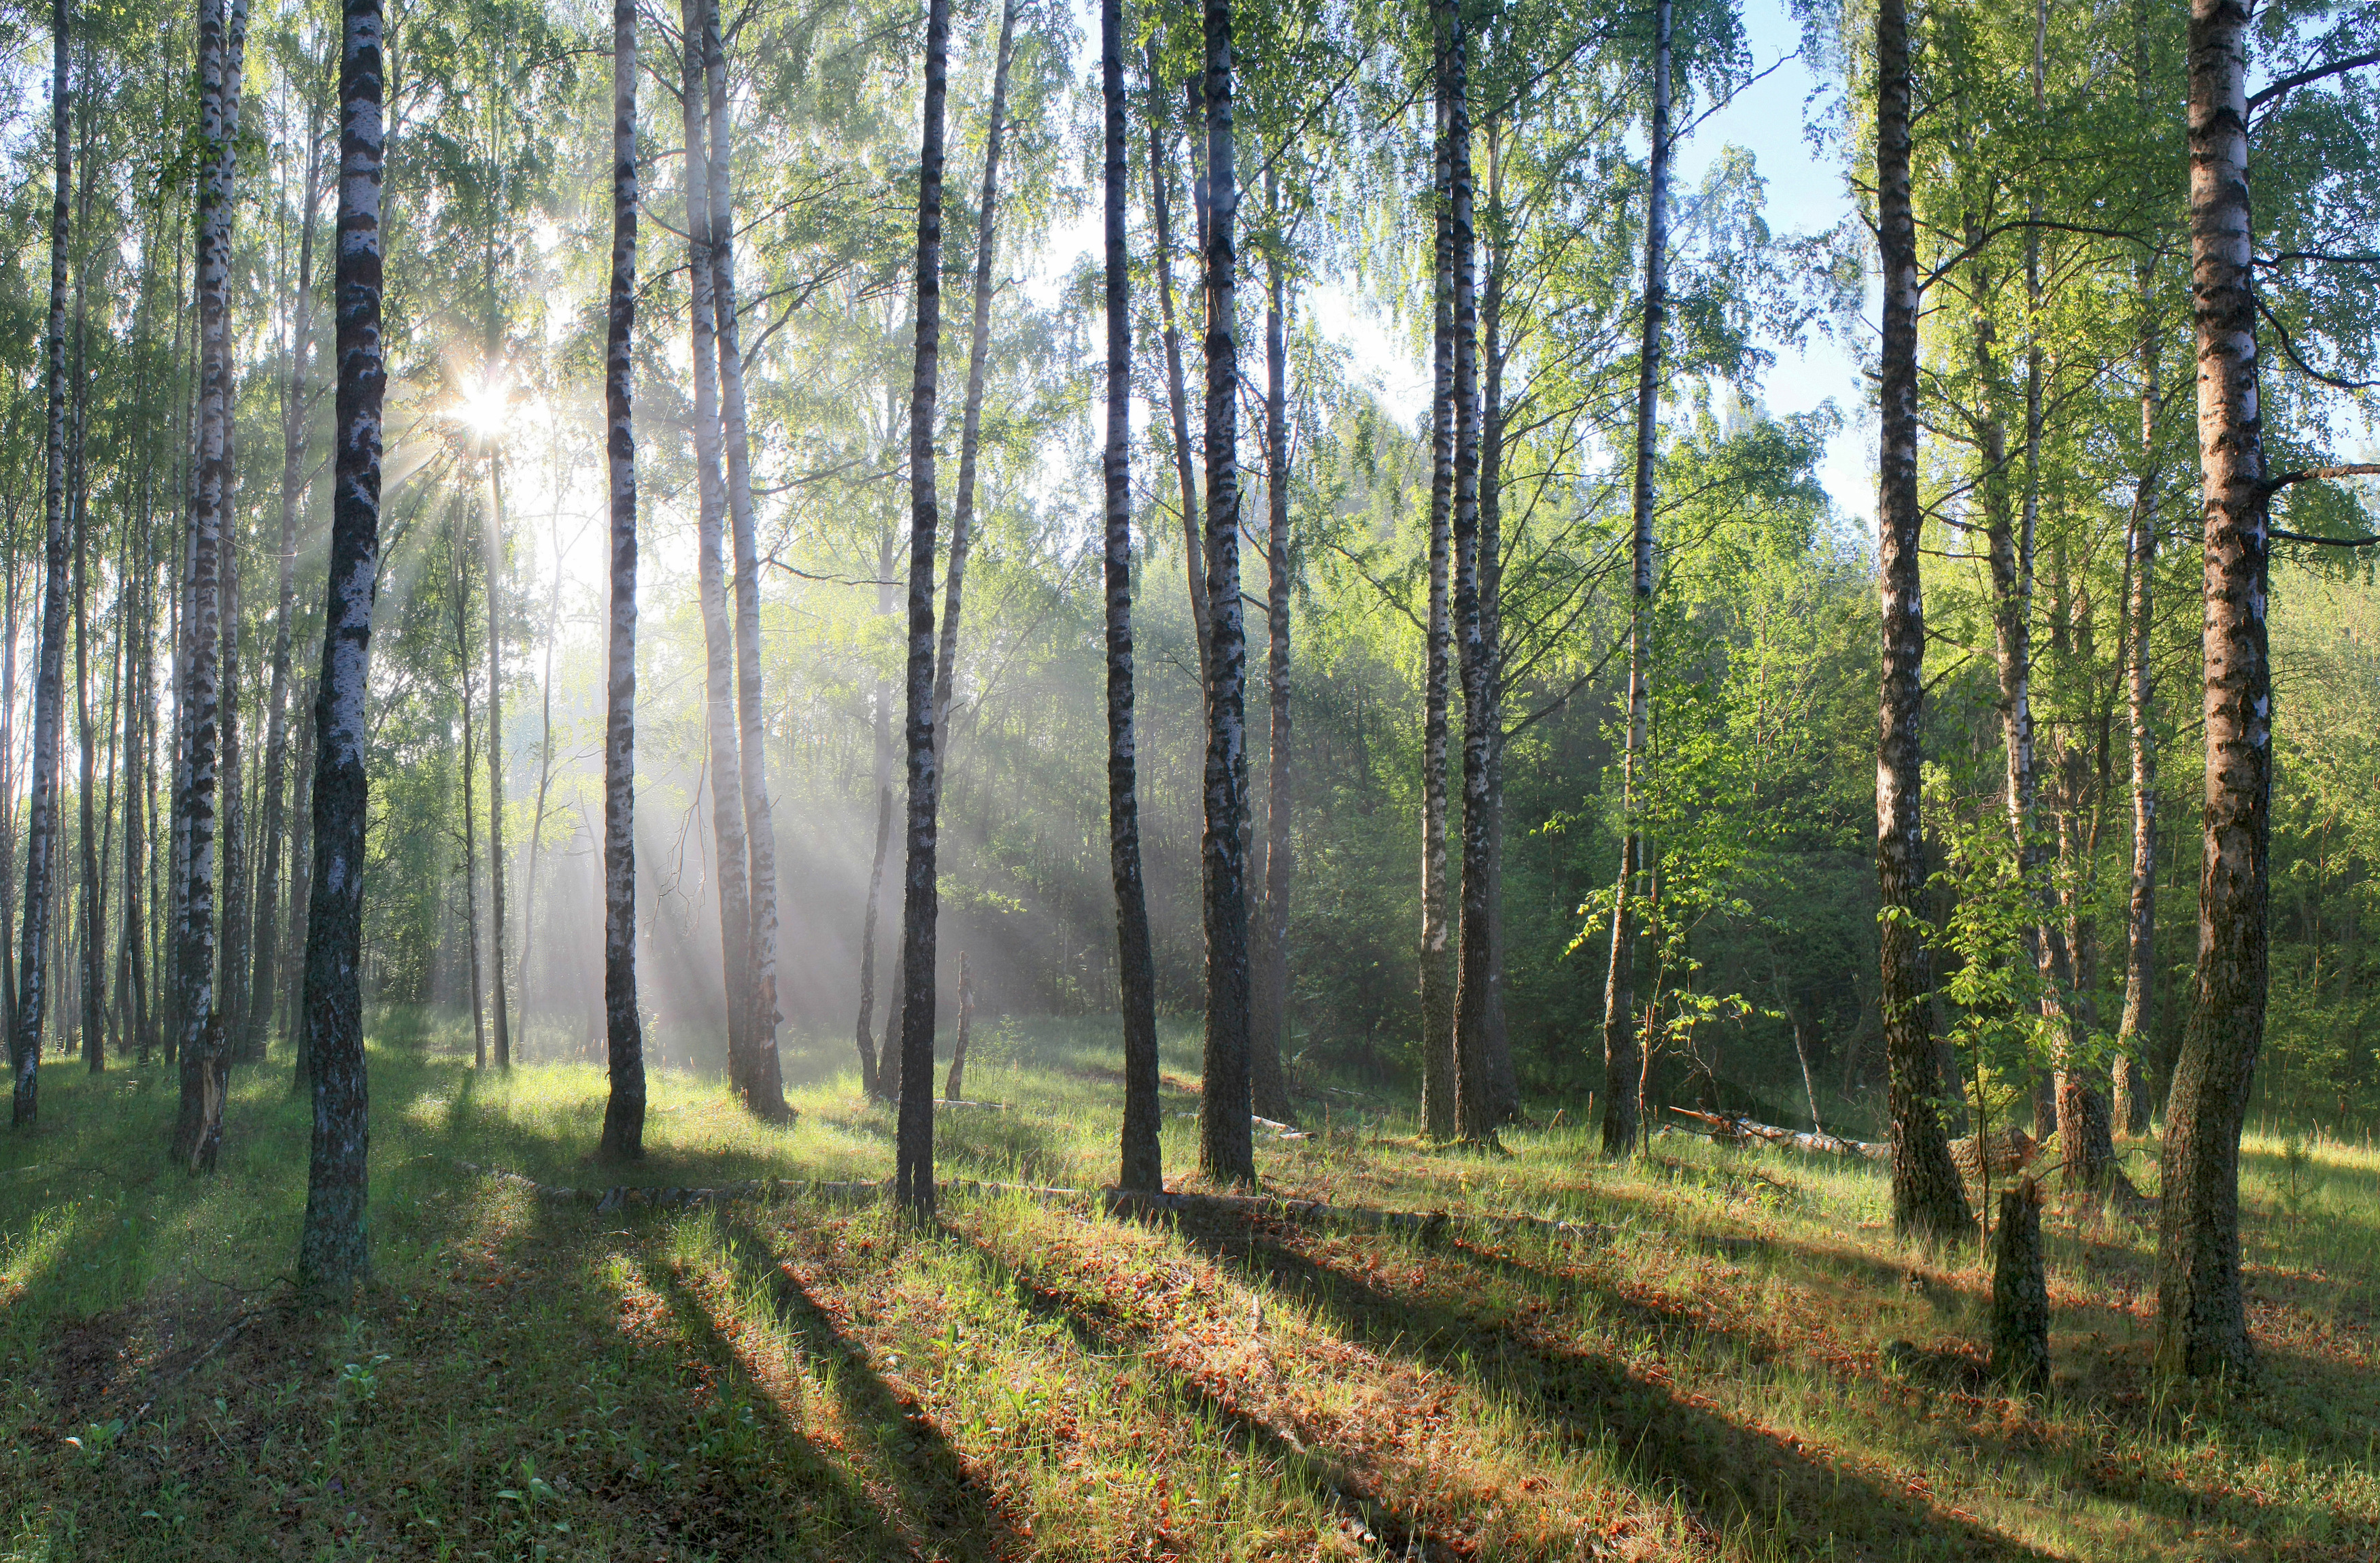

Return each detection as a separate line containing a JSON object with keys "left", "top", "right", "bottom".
{"left": 296, "top": 0, "right": 386, "bottom": 1292}
{"left": 285, "top": 673, "right": 316, "bottom": 1088}
{"left": 2160, "top": 0, "right": 2264, "bottom": 1380}
{"left": 1248, "top": 202, "right": 1293, "bottom": 1125}
{"left": 933, "top": 0, "right": 1017, "bottom": 769}
{"left": 1875, "top": 0, "right": 1971, "bottom": 1247}
{"left": 1195, "top": 0, "right": 1254, "bottom": 1188}
{"left": 1601, "top": 0, "right": 1670, "bottom": 1157}
{"left": 1107, "top": 0, "right": 1161, "bottom": 1192}
{"left": 11, "top": 0, "right": 69, "bottom": 1128}
{"left": 1146, "top": 43, "right": 1209, "bottom": 690}
{"left": 896, "top": 0, "right": 955, "bottom": 1217}
{"left": 598, "top": 0, "right": 644, "bottom": 1159}
{"left": 73, "top": 263, "right": 101, "bottom": 1073}
{"left": 1417, "top": 52, "right": 1456, "bottom": 1143}
{"left": 1478, "top": 134, "right": 1514, "bottom": 1117}
{"left": 681, "top": 0, "right": 752, "bottom": 1104}
{"left": 2117, "top": 252, "right": 2160, "bottom": 1137}
{"left": 855, "top": 531, "right": 894, "bottom": 1098}
{"left": 704, "top": 0, "right": 785, "bottom": 1116}
{"left": 454, "top": 523, "right": 486, "bottom": 1069}
{"left": 483, "top": 457, "right": 511, "bottom": 1069}
{"left": 943, "top": 950, "right": 972, "bottom": 1100}
{"left": 246, "top": 103, "right": 324, "bottom": 1062}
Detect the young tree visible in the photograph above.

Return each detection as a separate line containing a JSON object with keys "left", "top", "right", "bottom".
{"left": 1417, "top": 40, "right": 1456, "bottom": 1142}
{"left": 896, "top": 0, "right": 956, "bottom": 1216}
{"left": 1196, "top": 0, "right": 1255, "bottom": 1188}
{"left": 10, "top": 0, "right": 70, "bottom": 1128}
{"left": 597, "top": 0, "right": 645, "bottom": 1160}
{"left": 1106, "top": 0, "right": 1161, "bottom": 1193}
{"left": 1875, "top": 0, "right": 1971, "bottom": 1247}
{"left": 704, "top": 0, "right": 786, "bottom": 1115}
{"left": 296, "top": 0, "right": 387, "bottom": 1293}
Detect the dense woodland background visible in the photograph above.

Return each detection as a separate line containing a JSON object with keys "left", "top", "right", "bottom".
{"left": 0, "top": 0, "right": 2373, "bottom": 1156}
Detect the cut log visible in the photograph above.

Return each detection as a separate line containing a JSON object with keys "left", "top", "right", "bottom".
{"left": 1665, "top": 1107, "right": 1885, "bottom": 1159}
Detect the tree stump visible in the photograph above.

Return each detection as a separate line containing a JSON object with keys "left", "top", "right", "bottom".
{"left": 1989, "top": 1175, "right": 2050, "bottom": 1393}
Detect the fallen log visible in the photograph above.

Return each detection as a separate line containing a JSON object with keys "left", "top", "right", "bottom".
{"left": 1665, "top": 1107, "right": 1886, "bottom": 1160}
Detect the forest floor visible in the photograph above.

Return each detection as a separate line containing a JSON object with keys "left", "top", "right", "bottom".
{"left": 1, "top": 1012, "right": 2375, "bottom": 1562}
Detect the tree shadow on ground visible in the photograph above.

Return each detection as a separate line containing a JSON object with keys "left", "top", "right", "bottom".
{"left": 1160, "top": 1211, "right": 2063, "bottom": 1562}
{"left": 715, "top": 1211, "right": 1019, "bottom": 1562}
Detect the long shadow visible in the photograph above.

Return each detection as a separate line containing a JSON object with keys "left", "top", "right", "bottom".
{"left": 962, "top": 1232, "right": 1447, "bottom": 1559}
{"left": 1159, "top": 1211, "right": 2063, "bottom": 1562}
{"left": 715, "top": 1211, "right": 1017, "bottom": 1562}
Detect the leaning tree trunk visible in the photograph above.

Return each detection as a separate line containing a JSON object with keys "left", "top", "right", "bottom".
{"left": 2160, "top": 0, "right": 2264, "bottom": 1380}
{"left": 896, "top": 0, "right": 955, "bottom": 1217}
{"left": 1447, "top": 3, "right": 1499, "bottom": 1143}
{"left": 2117, "top": 256, "right": 2160, "bottom": 1137}
{"left": 1875, "top": 0, "right": 1971, "bottom": 1247}
{"left": 1195, "top": 0, "right": 1255, "bottom": 1188}
{"left": 1417, "top": 58, "right": 1457, "bottom": 1143}
{"left": 703, "top": 0, "right": 785, "bottom": 1117}
{"left": 12, "top": 0, "right": 65, "bottom": 1125}
{"left": 932, "top": 0, "right": 1019, "bottom": 769}
{"left": 1144, "top": 45, "right": 1210, "bottom": 690}
{"left": 1106, "top": 0, "right": 1162, "bottom": 1193}
{"left": 679, "top": 0, "right": 752, "bottom": 1103}
{"left": 597, "top": 0, "right": 645, "bottom": 1160}
{"left": 1601, "top": 0, "right": 1668, "bottom": 1157}
{"left": 245, "top": 116, "right": 324, "bottom": 1063}
{"left": 296, "top": 0, "right": 386, "bottom": 1293}
{"left": 169, "top": 0, "right": 246, "bottom": 1168}
{"left": 1248, "top": 203, "right": 1293, "bottom": 1125}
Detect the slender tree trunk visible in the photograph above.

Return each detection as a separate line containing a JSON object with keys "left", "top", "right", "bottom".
{"left": 1248, "top": 199, "right": 1294, "bottom": 1124}
{"left": 483, "top": 457, "right": 511, "bottom": 1070}
{"left": 680, "top": 0, "right": 752, "bottom": 1103}
{"left": 1, "top": 503, "right": 21, "bottom": 1033}
{"left": 296, "top": 0, "right": 386, "bottom": 1292}
{"left": 1601, "top": 0, "right": 1669, "bottom": 1156}
{"left": 245, "top": 110, "right": 324, "bottom": 1063}
{"left": 2117, "top": 267, "right": 2160, "bottom": 1138}
{"left": 72, "top": 243, "right": 101, "bottom": 1075}
{"left": 943, "top": 950, "right": 971, "bottom": 1100}
{"left": 932, "top": 0, "right": 1017, "bottom": 771}
{"left": 1478, "top": 137, "right": 1514, "bottom": 1116}
{"left": 2160, "top": 0, "right": 2264, "bottom": 1379}
{"left": 1145, "top": 44, "right": 1209, "bottom": 689}
{"left": 518, "top": 506, "right": 566, "bottom": 1047}
{"left": 1447, "top": 4, "right": 1499, "bottom": 1143}
{"left": 1195, "top": 0, "right": 1254, "bottom": 1188}
{"left": 896, "top": 0, "right": 955, "bottom": 1216}
{"left": 454, "top": 530, "right": 486, "bottom": 1068}
{"left": 855, "top": 531, "right": 894, "bottom": 1098}
{"left": 702, "top": 0, "right": 785, "bottom": 1116}
{"left": 1417, "top": 48, "right": 1456, "bottom": 1143}
{"left": 285, "top": 673, "right": 316, "bottom": 1090}
{"left": 169, "top": 0, "right": 247, "bottom": 1166}
{"left": 598, "top": 0, "right": 645, "bottom": 1158}
{"left": 9, "top": 1, "right": 68, "bottom": 1128}
{"left": 213, "top": 0, "right": 253, "bottom": 1071}
{"left": 1875, "top": 0, "right": 1971, "bottom": 1246}
{"left": 1107, "top": 0, "right": 1161, "bottom": 1192}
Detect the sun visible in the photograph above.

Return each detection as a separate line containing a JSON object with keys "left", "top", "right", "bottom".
{"left": 452, "top": 365, "right": 511, "bottom": 442}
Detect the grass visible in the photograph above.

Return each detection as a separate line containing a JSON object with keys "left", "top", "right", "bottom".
{"left": 1, "top": 1011, "right": 2375, "bottom": 1562}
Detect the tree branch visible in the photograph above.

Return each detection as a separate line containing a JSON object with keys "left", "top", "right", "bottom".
{"left": 2246, "top": 49, "right": 2380, "bottom": 112}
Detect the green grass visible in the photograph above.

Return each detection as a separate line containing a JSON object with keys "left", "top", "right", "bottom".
{"left": 1, "top": 1012, "right": 2375, "bottom": 1560}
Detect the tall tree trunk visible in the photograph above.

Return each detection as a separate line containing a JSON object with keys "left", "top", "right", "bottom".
{"left": 1248, "top": 192, "right": 1293, "bottom": 1124}
{"left": 703, "top": 0, "right": 785, "bottom": 1116}
{"left": 2117, "top": 260, "right": 2160, "bottom": 1138}
{"left": 1478, "top": 133, "right": 1513, "bottom": 1116}
{"left": 896, "top": 0, "right": 955, "bottom": 1216}
{"left": 1145, "top": 43, "right": 1209, "bottom": 688}
{"left": 214, "top": 0, "right": 253, "bottom": 1071}
{"left": 483, "top": 458, "right": 511, "bottom": 1069}
{"left": 598, "top": 0, "right": 645, "bottom": 1159}
{"left": 2160, "top": 0, "right": 2264, "bottom": 1379}
{"left": 245, "top": 106, "right": 324, "bottom": 1062}
{"left": 1108, "top": 0, "right": 1161, "bottom": 1192}
{"left": 1417, "top": 47, "right": 1456, "bottom": 1143}
{"left": 169, "top": 0, "right": 247, "bottom": 1166}
{"left": 932, "top": 0, "right": 1017, "bottom": 771}
{"left": 1195, "top": 0, "right": 1254, "bottom": 1188}
{"left": 10, "top": 0, "right": 67, "bottom": 1128}
{"left": 72, "top": 231, "right": 101, "bottom": 1075}
{"left": 680, "top": 0, "right": 752, "bottom": 1103}
{"left": 1601, "top": 0, "right": 1669, "bottom": 1156}
{"left": 1875, "top": 0, "right": 1971, "bottom": 1246}
{"left": 454, "top": 525, "right": 486, "bottom": 1068}
{"left": 1447, "top": 3, "right": 1500, "bottom": 1143}
{"left": 855, "top": 531, "right": 894, "bottom": 1098}
{"left": 296, "top": 0, "right": 386, "bottom": 1292}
